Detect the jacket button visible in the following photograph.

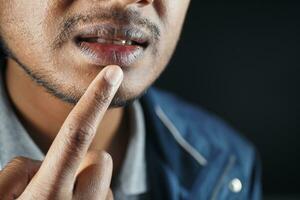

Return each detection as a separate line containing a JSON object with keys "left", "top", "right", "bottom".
{"left": 228, "top": 178, "right": 242, "bottom": 193}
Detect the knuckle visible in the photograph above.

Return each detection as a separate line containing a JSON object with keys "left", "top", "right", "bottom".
{"left": 2, "top": 156, "right": 35, "bottom": 175}
{"left": 65, "top": 122, "right": 96, "bottom": 149}
{"left": 10, "top": 156, "right": 31, "bottom": 165}
{"left": 99, "top": 151, "right": 113, "bottom": 168}
{"left": 93, "top": 87, "right": 112, "bottom": 109}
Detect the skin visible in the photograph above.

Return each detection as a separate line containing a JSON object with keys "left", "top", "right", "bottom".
{"left": 0, "top": 0, "right": 190, "bottom": 199}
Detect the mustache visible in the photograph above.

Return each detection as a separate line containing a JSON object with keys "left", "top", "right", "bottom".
{"left": 53, "top": 7, "right": 161, "bottom": 49}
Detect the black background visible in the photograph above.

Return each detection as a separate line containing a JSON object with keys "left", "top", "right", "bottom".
{"left": 155, "top": 2, "right": 300, "bottom": 196}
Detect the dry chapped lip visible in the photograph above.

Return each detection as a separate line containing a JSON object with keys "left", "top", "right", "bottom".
{"left": 74, "top": 25, "right": 149, "bottom": 66}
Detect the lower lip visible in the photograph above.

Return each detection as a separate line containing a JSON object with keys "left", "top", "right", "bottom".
{"left": 76, "top": 41, "right": 144, "bottom": 67}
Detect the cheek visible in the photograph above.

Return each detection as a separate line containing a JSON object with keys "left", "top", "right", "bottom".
{"left": 155, "top": 2, "right": 190, "bottom": 70}
{"left": 0, "top": 1, "right": 52, "bottom": 65}
{"left": 167, "top": 0, "right": 190, "bottom": 38}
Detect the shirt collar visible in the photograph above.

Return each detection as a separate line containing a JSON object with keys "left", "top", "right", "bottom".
{"left": 0, "top": 69, "right": 44, "bottom": 170}
{"left": 114, "top": 100, "right": 148, "bottom": 196}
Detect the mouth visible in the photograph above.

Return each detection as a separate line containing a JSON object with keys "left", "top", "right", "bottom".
{"left": 73, "top": 24, "right": 150, "bottom": 67}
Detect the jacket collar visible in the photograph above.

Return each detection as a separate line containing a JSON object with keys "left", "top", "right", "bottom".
{"left": 140, "top": 88, "right": 206, "bottom": 199}
{"left": 141, "top": 88, "right": 233, "bottom": 200}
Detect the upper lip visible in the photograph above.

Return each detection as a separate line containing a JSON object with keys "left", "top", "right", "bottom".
{"left": 73, "top": 24, "right": 150, "bottom": 48}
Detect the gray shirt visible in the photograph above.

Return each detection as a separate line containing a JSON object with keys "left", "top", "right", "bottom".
{"left": 0, "top": 70, "right": 148, "bottom": 199}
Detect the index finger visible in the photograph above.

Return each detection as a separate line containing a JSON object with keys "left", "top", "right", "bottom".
{"left": 36, "top": 65, "right": 123, "bottom": 184}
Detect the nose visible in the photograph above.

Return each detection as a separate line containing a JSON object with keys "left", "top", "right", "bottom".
{"left": 120, "top": 0, "right": 154, "bottom": 7}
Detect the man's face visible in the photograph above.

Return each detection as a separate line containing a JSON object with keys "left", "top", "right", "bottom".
{"left": 0, "top": 0, "right": 190, "bottom": 106}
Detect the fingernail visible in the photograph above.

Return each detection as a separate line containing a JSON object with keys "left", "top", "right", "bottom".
{"left": 104, "top": 66, "right": 123, "bottom": 86}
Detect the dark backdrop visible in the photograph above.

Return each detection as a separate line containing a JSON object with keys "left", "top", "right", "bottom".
{"left": 155, "top": 2, "right": 300, "bottom": 196}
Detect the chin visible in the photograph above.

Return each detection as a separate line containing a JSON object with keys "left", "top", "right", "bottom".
{"left": 108, "top": 85, "right": 148, "bottom": 108}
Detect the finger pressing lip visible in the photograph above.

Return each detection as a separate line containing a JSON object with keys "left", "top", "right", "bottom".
{"left": 104, "top": 65, "right": 124, "bottom": 86}
{"left": 32, "top": 65, "right": 123, "bottom": 188}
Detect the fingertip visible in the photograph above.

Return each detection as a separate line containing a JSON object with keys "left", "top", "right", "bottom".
{"left": 104, "top": 65, "right": 123, "bottom": 86}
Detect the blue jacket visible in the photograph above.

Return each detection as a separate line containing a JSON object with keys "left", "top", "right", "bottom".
{"left": 141, "top": 88, "right": 261, "bottom": 200}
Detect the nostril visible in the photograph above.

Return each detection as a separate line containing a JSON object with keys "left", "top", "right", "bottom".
{"left": 137, "top": 0, "right": 154, "bottom": 6}
{"left": 123, "top": 0, "right": 154, "bottom": 7}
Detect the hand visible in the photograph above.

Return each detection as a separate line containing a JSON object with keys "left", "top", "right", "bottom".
{"left": 0, "top": 65, "right": 124, "bottom": 200}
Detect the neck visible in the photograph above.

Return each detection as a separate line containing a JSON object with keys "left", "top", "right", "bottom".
{"left": 4, "top": 59, "right": 130, "bottom": 173}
